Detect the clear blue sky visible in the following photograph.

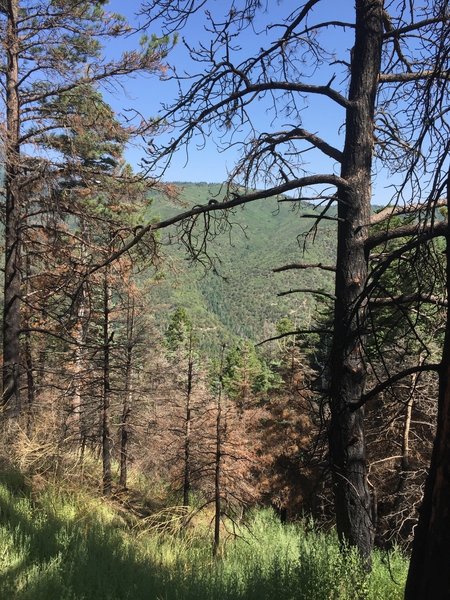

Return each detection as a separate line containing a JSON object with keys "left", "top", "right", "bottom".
{"left": 104, "top": 1, "right": 392, "bottom": 203}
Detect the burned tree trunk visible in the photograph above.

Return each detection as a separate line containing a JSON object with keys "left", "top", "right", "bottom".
{"left": 23, "top": 253, "right": 35, "bottom": 435}
{"left": 328, "top": 0, "right": 383, "bottom": 562}
{"left": 2, "top": 0, "right": 22, "bottom": 414}
{"left": 405, "top": 175, "right": 450, "bottom": 599}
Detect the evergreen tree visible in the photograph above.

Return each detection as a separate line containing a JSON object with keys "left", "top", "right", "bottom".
{"left": 0, "top": 0, "right": 168, "bottom": 414}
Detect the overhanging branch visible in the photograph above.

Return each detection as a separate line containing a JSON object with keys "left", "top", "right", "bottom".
{"left": 84, "top": 175, "right": 349, "bottom": 279}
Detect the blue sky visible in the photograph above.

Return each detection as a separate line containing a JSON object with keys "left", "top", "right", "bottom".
{"left": 103, "top": 1, "right": 392, "bottom": 203}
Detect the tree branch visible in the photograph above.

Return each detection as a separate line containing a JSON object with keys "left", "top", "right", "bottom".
{"left": 366, "top": 220, "right": 447, "bottom": 251}
{"left": 351, "top": 363, "right": 440, "bottom": 410}
{"left": 85, "top": 174, "right": 349, "bottom": 278}
{"left": 273, "top": 262, "right": 336, "bottom": 273}
{"left": 383, "top": 16, "right": 448, "bottom": 38}
{"left": 370, "top": 198, "right": 447, "bottom": 226}
{"left": 291, "top": 128, "right": 343, "bottom": 162}
{"left": 256, "top": 329, "right": 332, "bottom": 346}
{"left": 278, "top": 288, "right": 336, "bottom": 300}
{"left": 380, "top": 70, "right": 450, "bottom": 83}
{"left": 369, "top": 293, "right": 447, "bottom": 308}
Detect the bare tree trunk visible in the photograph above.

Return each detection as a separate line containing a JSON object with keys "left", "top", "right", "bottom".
{"left": 119, "top": 294, "right": 134, "bottom": 490}
{"left": 102, "top": 266, "right": 112, "bottom": 496}
{"left": 2, "top": 0, "right": 22, "bottom": 415}
{"left": 405, "top": 175, "right": 450, "bottom": 599}
{"left": 72, "top": 289, "right": 86, "bottom": 447}
{"left": 183, "top": 332, "right": 194, "bottom": 506}
{"left": 328, "top": 0, "right": 383, "bottom": 563}
{"left": 22, "top": 249, "right": 34, "bottom": 435}
{"left": 401, "top": 396, "right": 413, "bottom": 472}
{"left": 73, "top": 223, "right": 89, "bottom": 451}
{"left": 23, "top": 321, "right": 34, "bottom": 436}
{"left": 23, "top": 331, "right": 34, "bottom": 432}
{"left": 401, "top": 358, "right": 424, "bottom": 472}
{"left": 213, "top": 345, "right": 225, "bottom": 557}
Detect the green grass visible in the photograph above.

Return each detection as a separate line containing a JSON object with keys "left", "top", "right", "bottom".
{"left": 0, "top": 469, "right": 407, "bottom": 600}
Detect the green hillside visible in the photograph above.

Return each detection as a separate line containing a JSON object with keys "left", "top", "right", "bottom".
{"left": 146, "top": 183, "right": 336, "bottom": 350}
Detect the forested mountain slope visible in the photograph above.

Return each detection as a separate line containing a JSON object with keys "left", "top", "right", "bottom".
{"left": 146, "top": 182, "right": 336, "bottom": 348}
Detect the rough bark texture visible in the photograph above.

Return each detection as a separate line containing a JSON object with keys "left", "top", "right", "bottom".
{"left": 2, "top": 0, "right": 22, "bottom": 414}
{"left": 328, "top": 0, "right": 383, "bottom": 562}
{"left": 405, "top": 176, "right": 450, "bottom": 600}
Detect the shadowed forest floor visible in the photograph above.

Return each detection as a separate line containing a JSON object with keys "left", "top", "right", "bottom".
{"left": 0, "top": 464, "right": 407, "bottom": 600}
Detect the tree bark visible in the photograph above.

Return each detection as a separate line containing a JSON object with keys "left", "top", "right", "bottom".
{"left": 2, "top": 0, "right": 22, "bottom": 415}
{"left": 183, "top": 332, "right": 193, "bottom": 506}
{"left": 119, "top": 294, "right": 134, "bottom": 490}
{"left": 23, "top": 254, "right": 34, "bottom": 436}
{"left": 404, "top": 174, "right": 450, "bottom": 600}
{"left": 72, "top": 287, "right": 86, "bottom": 447}
{"left": 213, "top": 345, "right": 225, "bottom": 557}
{"left": 102, "top": 266, "right": 112, "bottom": 496}
{"left": 328, "top": 0, "right": 383, "bottom": 563}
{"left": 213, "top": 387, "right": 222, "bottom": 557}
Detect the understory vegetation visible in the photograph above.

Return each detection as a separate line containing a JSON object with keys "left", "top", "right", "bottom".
{"left": 0, "top": 463, "right": 406, "bottom": 600}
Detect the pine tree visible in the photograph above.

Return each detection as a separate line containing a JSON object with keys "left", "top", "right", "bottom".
{"left": 0, "top": 0, "right": 168, "bottom": 414}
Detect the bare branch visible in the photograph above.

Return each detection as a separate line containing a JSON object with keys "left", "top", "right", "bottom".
{"left": 290, "top": 128, "right": 343, "bottom": 162}
{"left": 351, "top": 363, "right": 440, "bottom": 410}
{"left": 380, "top": 70, "right": 450, "bottom": 83}
{"left": 256, "top": 329, "right": 332, "bottom": 346}
{"left": 273, "top": 262, "right": 336, "bottom": 273}
{"left": 278, "top": 288, "right": 336, "bottom": 300}
{"left": 366, "top": 220, "right": 447, "bottom": 251}
{"left": 85, "top": 174, "right": 350, "bottom": 277}
{"left": 370, "top": 199, "right": 447, "bottom": 226}
{"left": 383, "top": 16, "right": 449, "bottom": 39}
{"left": 370, "top": 293, "right": 447, "bottom": 308}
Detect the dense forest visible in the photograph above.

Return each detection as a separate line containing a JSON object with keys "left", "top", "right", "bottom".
{"left": 0, "top": 1, "right": 450, "bottom": 599}
{"left": 147, "top": 182, "right": 336, "bottom": 349}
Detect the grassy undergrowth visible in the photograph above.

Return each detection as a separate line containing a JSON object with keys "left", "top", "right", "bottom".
{"left": 0, "top": 468, "right": 407, "bottom": 600}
